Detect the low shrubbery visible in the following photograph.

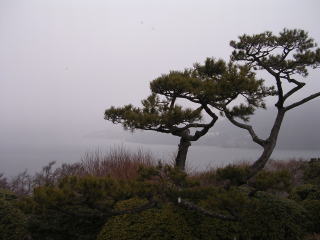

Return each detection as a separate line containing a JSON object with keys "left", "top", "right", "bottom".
{"left": 0, "top": 149, "right": 319, "bottom": 240}
{"left": 303, "top": 158, "right": 320, "bottom": 185}
{"left": 0, "top": 193, "right": 29, "bottom": 240}
{"left": 98, "top": 199, "right": 193, "bottom": 240}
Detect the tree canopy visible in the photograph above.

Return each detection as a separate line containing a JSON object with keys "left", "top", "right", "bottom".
{"left": 105, "top": 59, "right": 272, "bottom": 170}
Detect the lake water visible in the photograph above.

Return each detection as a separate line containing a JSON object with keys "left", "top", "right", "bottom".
{"left": 1, "top": 136, "right": 319, "bottom": 177}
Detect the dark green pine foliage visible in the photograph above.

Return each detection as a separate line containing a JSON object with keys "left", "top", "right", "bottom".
{"left": 105, "top": 59, "right": 272, "bottom": 170}
{"left": 105, "top": 93, "right": 203, "bottom": 133}
{"left": 151, "top": 59, "right": 274, "bottom": 122}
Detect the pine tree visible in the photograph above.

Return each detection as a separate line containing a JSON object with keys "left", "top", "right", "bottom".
{"left": 105, "top": 59, "right": 271, "bottom": 170}
{"left": 226, "top": 29, "right": 320, "bottom": 179}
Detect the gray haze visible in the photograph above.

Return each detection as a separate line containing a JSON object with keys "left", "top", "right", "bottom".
{"left": 1, "top": 0, "right": 320, "bottom": 175}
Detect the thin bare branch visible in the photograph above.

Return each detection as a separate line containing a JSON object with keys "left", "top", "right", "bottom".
{"left": 49, "top": 199, "right": 157, "bottom": 220}
{"left": 249, "top": 53, "right": 278, "bottom": 77}
{"left": 169, "top": 96, "right": 176, "bottom": 110}
{"left": 285, "top": 92, "right": 320, "bottom": 111}
{"left": 186, "top": 105, "right": 218, "bottom": 141}
{"left": 283, "top": 83, "right": 305, "bottom": 100}
{"left": 188, "top": 117, "right": 218, "bottom": 141}
{"left": 202, "top": 104, "right": 218, "bottom": 119}
{"left": 178, "top": 198, "right": 238, "bottom": 221}
{"left": 224, "top": 112, "right": 266, "bottom": 147}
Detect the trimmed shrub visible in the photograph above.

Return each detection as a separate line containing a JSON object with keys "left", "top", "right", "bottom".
{"left": 303, "top": 200, "right": 320, "bottom": 233}
{"left": 216, "top": 165, "right": 249, "bottom": 186}
{"left": 289, "top": 184, "right": 320, "bottom": 201}
{"left": 0, "top": 198, "right": 29, "bottom": 240}
{"left": 97, "top": 188, "right": 312, "bottom": 240}
{"left": 250, "top": 169, "right": 293, "bottom": 192}
{"left": 303, "top": 159, "right": 320, "bottom": 185}
{"left": 97, "top": 198, "right": 193, "bottom": 240}
{"left": 175, "top": 207, "right": 240, "bottom": 240}
{"left": 22, "top": 176, "right": 135, "bottom": 240}
{"left": 240, "top": 192, "right": 312, "bottom": 240}
{"left": 290, "top": 184, "right": 320, "bottom": 233}
{"left": 178, "top": 189, "right": 311, "bottom": 240}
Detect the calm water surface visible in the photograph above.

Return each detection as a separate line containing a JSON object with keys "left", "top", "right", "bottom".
{"left": 1, "top": 137, "right": 319, "bottom": 176}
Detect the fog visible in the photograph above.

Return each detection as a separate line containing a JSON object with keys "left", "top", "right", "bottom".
{"left": 1, "top": 0, "right": 320, "bottom": 175}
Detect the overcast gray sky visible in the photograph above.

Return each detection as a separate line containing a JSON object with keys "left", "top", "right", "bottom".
{"left": 1, "top": 0, "right": 320, "bottom": 155}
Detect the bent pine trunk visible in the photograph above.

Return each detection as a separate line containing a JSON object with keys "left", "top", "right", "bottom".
{"left": 248, "top": 109, "right": 286, "bottom": 179}
{"left": 175, "top": 137, "right": 191, "bottom": 171}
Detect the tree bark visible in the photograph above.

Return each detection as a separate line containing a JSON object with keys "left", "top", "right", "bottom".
{"left": 247, "top": 109, "right": 286, "bottom": 179}
{"left": 175, "top": 136, "right": 191, "bottom": 171}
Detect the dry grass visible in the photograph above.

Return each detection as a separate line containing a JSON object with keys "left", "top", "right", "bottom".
{"left": 75, "top": 147, "right": 157, "bottom": 179}
{"left": 266, "top": 158, "right": 307, "bottom": 186}
{"left": 265, "top": 158, "right": 305, "bottom": 171}
{"left": 52, "top": 147, "right": 158, "bottom": 180}
{"left": 2, "top": 147, "right": 158, "bottom": 195}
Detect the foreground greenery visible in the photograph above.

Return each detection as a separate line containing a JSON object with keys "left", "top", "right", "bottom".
{"left": 1, "top": 154, "right": 320, "bottom": 240}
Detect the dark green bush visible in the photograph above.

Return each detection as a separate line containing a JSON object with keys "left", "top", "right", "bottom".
{"left": 175, "top": 207, "right": 241, "bottom": 240}
{"left": 289, "top": 184, "right": 320, "bottom": 201}
{"left": 97, "top": 186, "right": 312, "bottom": 240}
{"left": 240, "top": 192, "right": 312, "bottom": 240}
{"left": 0, "top": 198, "right": 29, "bottom": 240}
{"left": 303, "top": 159, "right": 320, "bottom": 185}
{"left": 97, "top": 198, "right": 193, "bottom": 240}
{"left": 289, "top": 184, "right": 320, "bottom": 233}
{"left": 216, "top": 165, "right": 249, "bottom": 186}
{"left": 21, "top": 176, "right": 143, "bottom": 240}
{"left": 0, "top": 189, "right": 17, "bottom": 201}
{"left": 250, "top": 169, "right": 293, "bottom": 192}
{"left": 180, "top": 189, "right": 311, "bottom": 240}
{"left": 302, "top": 200, "right": 320, "bottom": 233}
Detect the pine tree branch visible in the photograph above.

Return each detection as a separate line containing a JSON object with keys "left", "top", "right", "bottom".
{"left": 202, "top": 104, "right": 218, "bottom": 119}
{"left": 179, "top": 123, "right": 213, "bottom": 130}
{"left": 282, "top": 75, "right": 306, "bottom": 100}
{"left": 248, "top": 53, "right": 278, "bottom": 77}
{"left": 283, "top": 83, "right": 305, "bottom": 100}
{"left": 177, "top": 198, "right": 238, "bottom": 221}
{"left": 186, "top": 105, "right": 218, "bottom": 141}
{"left": 48, "top": 199, "right": 157, "bottom": 220}
{"left": 285, "top": 92, "right": 320, "bottom": 111}
{"left": 280, "top": 47, "right": 290, "bottom": 61}
{"left": 274, "top": 76, "right": 284, "bottom": 108}
{"left": 143, "top": 126, "right": 172, "bottom": 134}
{"left": 169, "top": 96, "right": 176, "bottom": 110}
{"left": 224, "top": 112, "right": 266, "bottom": 147}
{"left": 246, "top": 52, "right": 285, "bottom": 107}
{"left": 187, "top": 118, "right": 218, "bottom": 141}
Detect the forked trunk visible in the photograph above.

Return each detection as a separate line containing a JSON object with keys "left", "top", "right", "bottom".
{"left": 248, "top": 109, "right": 286, "bottom": 179}
{"left": 175, "top": 137, "right": 191, "bottom": 171}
